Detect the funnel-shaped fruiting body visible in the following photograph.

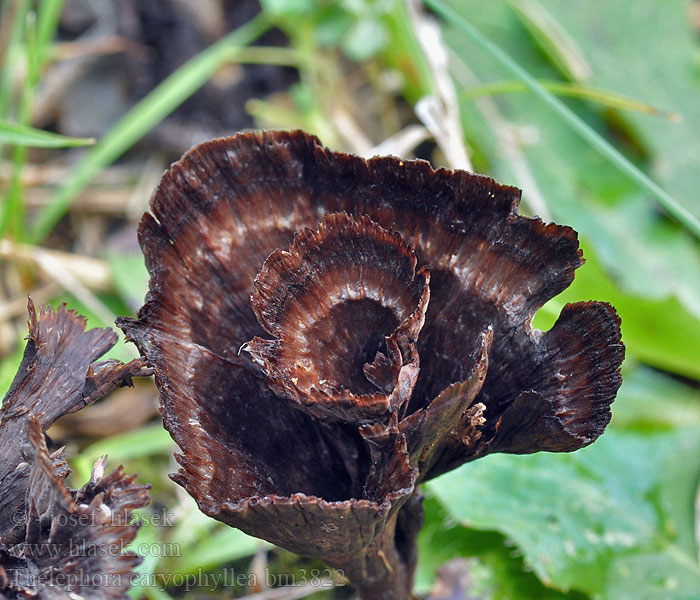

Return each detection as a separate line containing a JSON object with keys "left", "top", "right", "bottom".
{"left": 119, "top": 130, "right": 624, "bottom": 600}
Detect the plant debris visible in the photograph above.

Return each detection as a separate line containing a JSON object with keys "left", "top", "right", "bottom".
{"left": 0, "top": 300, "right": 151, "bottom": 598}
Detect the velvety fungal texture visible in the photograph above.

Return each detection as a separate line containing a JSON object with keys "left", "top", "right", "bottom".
{"left": 0, "top": 300, "right": 152, "bottom": 599}
{"left": 119, "top": 130, "right": 624, "bottom": 600}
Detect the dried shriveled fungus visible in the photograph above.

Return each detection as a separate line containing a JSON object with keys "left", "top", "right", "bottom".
{"left": 119, "top": 130, "right": 624, "bottom": 600}
{"left": 0, "top": 301, "right": 151, "bottom": 599}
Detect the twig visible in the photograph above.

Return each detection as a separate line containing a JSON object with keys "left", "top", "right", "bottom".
{"left": 0, "top": 282, "right": 60, "bottom": 323}
{"left": 367, "top": 125, "right": 431, "bottom": 158}
{"left": 408, "top": 0, "right": 472, "bottom": 171}
{"left": 0, "top": 238, "right": 112, "bottom": 291}
{"left": 33, "top": 251, "right": 121, "bottom": 335}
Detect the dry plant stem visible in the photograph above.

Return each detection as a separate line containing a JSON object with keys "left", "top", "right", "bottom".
{"left": 0, "top": 238, "right": 112, "bottom": 291}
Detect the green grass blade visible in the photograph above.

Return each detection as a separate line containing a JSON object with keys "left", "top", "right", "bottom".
{"left": 71, "top": 424, "right": 174, "bottom": 482}
{"left": 0, "top": 120, "right": 95, "bottom": 147}
{"left": 0, "top": 0, "right": 30, "bottom": 118}
{"left": 424, "top": 0, "right": 700, "bottom": 239}
{"left": 28, "top": 14, "right": 270, "bottom": 244}
{"left": 2, "top": 1, "right": 66, "bottom": 239}
{"left": 460, "top": 79, "right": 680, "bottom": 120}
{"left": 35, "top": 0, "right": 66, "bottom": 63}
{"left": 175, "top": 528, "right": 264, "bottom": 574}
{"left": 2, "top": 7, "right": 37, "bottom": 240}
{"left": 507, "top": 0, "right": 591, "bottom": 82}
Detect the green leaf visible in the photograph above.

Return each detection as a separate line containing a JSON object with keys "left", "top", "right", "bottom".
{"left": 428, "top": 429, "right": 700, "bottom": 597}
{"left": 605, "top": 552, "right": 700, "bottom": 600}
{"left": 435, "top": 0, "right": 700, "bottom": 324}
{"left": 530, "top": 0, "right": 700, "bottom": 225}
{"left": 0, "top": 120, "right": 94, "bottom": 147}
{"left": 612, "top": 366, "right": 700, "bottom": 431}
{"left": 507, "top": 0, "right": 591, "bottom": 82}
{"left": 565, "top": 197, "right": 700, "bottom": 321}
{"left": 105, "top": 250, "right": 150, "bottom": 313}
{"left": 534, "top": 244, "right": 700, "bottom": 381}
{"left": 417, "top": 495, "right": 582, "bottom": 598}
{"left": 425, "top": 0, "right": 700, "bottom": 238}
{"left": 175, "top": 527, "right": 265, "bottom": 574}
{"left": 71, "top": 425, "right": 174, "bottom": 482}
{"left": 342, "top": 17, "right": 388, "bottom": 60}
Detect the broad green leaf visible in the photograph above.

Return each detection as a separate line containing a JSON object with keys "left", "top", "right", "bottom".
{"left": 567, "top": 197, "right": 700, "bottom": 320}
{"left": 437, "top": 0, "right": 700, "bottom": 321}
{"left": 612, "top": 366, "right": 700, "bottom": 431}
{"left": 0, "top": 120, "right": 94, "bottom": 147}
{"left": 428, "top": 429, "right": 700, "bottom": 598}
{"left": 605, "top": 552, "right": 700, "bottom": 600}
{"left": 506, "top": 0, "right": 591, "bottom": 82}
{"left": 417, "top": 495, "right": 582, "bottom": 598}
{"left": 534, "top": 245, "right": 700, "bottom": 381}
{"left": 427, "top": 0, "right": 700, "bottom": 238}
{"left": 533, "top": 0, "right": 700, "bottom": 222}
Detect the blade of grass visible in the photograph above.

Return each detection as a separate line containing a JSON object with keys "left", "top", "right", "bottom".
{"left": 71, "top": 424, "right": 174, "bottom": 482}
{"left": 1, "top": 0, "right": 65, "bottom": 240}
{"left": 0, "top": 0, "right": 30, "bottom": 118}
{"left": 2, "top": 8, "right": 38, "bottom": 240}
{"left": 175, "top": 528, "right": 264, "bottom": 574}
{"left": 35, "top": 0, "right": 66, "bottom": 64}
{"left": 424, "top": 0, "right": 700, "bottom": 239}
{"left": 460, "top": 79, "right": 681, "bottom": 121}
{"left": 507, "top": 0, "right": 591, "bottom": 82}
{"left": 28, "top": 14, "right": 270, "bottom": 245}
{"left": 0, "top": 120, "right": 94, "bottom": 147}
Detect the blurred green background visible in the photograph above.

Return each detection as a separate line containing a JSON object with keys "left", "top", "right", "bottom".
{"left": 1, "top": 0, "right": 699, "bottom": 598}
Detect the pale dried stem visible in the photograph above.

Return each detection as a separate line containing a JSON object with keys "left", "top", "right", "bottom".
{"left": 0, "top": 282, "right": 61, "bottom": 323}
{"left": 407, "top": 0, "right": 473, "bottom": 171}
{"left": 0, "top": 239, "right": 112, "bottom": 292}
{"left": 448, "top": 52, "right": 552, "bottom": 220}
{"left": 368, "top": 125, "right": 431, "bottom": 158}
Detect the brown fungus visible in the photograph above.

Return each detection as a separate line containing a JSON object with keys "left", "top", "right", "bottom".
{"left": 0, "top": 301, "right": 152, "bottom": 599}
{"left": 246, "top": 212, "right": 430, "bottom": 422}
{"left": 118, "top": 130, "right": 624, "bottom": 600}
{"left": 0, "top": 419, "right": 150, "bottom": 600}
